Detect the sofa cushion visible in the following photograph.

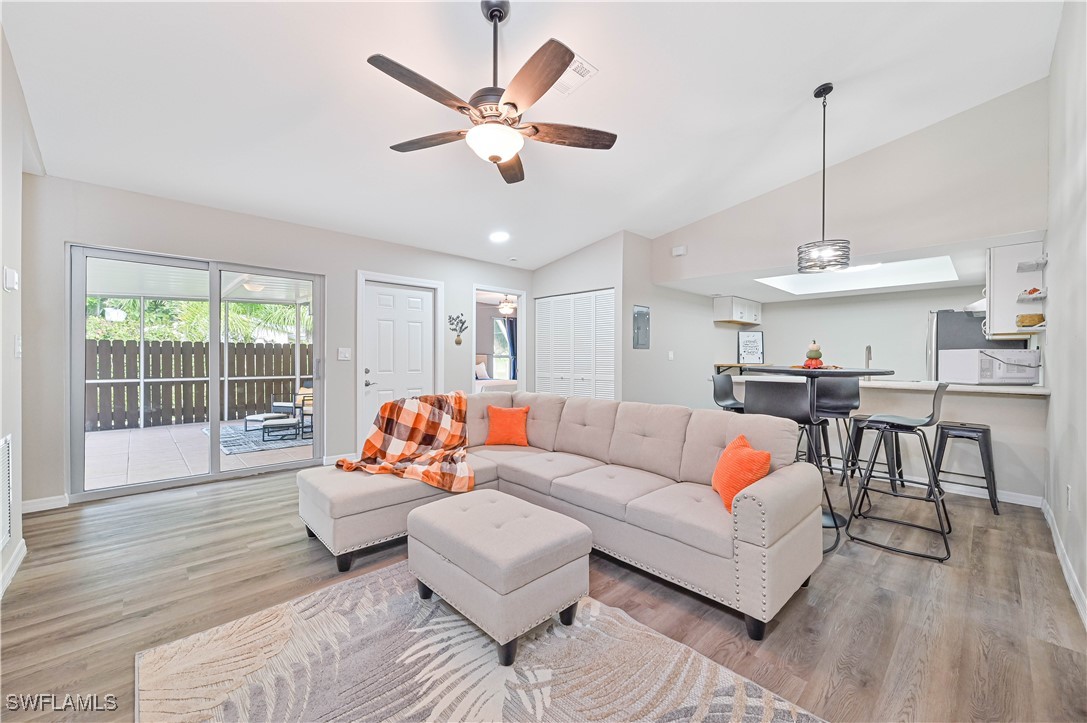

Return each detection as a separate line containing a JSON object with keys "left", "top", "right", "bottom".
{"left": 466, "top": 392, "right": 513, "bottom": 447}
{"left": 625, "top": 483, "right": 734, "bottom": 559}
{"left": 465, "top": 453, "right": 499, "bottom": 485}
{"left": 512, "top": 392, "right": 566, "bottom": 451}
{"left": 551, "top": 464, "right": 674, "bottom": 521}
{"left": 608, "top": 402, "right": 692, "bottom": 480}
{"left": 498, "top": 452, "right": 603, "bottom": 495}
{"left": 467, "top": 445, "right": 547, "bottom": 464}
{"left": 297, "top": 465, "right": 443, "bottom": 519}
{"left": 554, "top": 397, "right": 621, "bottom": 462}
{"left": 680, "top": 409, "right": 798, "bottom": 484}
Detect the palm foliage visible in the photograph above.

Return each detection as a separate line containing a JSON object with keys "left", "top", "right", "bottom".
{"left": 86, "top": 297, "right": 312, "bottom": 343}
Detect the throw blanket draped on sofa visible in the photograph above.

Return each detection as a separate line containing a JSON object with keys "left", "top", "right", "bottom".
{"left": 336, "top": 391, "right": 475, "bottom": 492}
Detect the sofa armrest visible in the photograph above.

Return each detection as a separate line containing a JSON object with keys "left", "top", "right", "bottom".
{"left": 731, "top": 462, "right": 822, "bottom": 548}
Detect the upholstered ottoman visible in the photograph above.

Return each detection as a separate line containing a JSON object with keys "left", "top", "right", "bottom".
{"left": 407, "top": 489, "right": 592, "bottom": 665}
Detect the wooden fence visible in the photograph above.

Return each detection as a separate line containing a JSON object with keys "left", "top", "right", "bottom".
{"left": 85, "top": 339, "right": 313, "bottom": 431}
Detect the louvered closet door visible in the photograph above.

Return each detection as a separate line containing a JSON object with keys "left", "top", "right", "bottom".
{"left": 571, "top": 293, "right": 594, "bottom": 397}
{"left": 534, "top": 297, "right": 552, "bottom": 393}
{"left": 550, "top": 296, "right": 573, "bottom": 396}
{"left": 593, "top": 289, "right": 616, "bottom": 400}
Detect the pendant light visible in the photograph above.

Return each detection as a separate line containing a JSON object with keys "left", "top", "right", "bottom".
{"left": 798, "top": 82, "right": 850, "bottom": 273}
{"left": 497, "top": 295, "right": 517, "bottom": 316}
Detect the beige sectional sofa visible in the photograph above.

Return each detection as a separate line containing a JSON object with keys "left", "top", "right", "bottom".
{"left": 297, "top": 391, "right": 823, "bottom": 639}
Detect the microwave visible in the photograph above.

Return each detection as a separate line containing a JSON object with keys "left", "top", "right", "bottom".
{"left": 938, "top": 349, "right": 1041, "bottom": 385}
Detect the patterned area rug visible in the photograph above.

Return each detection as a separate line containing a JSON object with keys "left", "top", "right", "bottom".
{"left": 202, "top": 424, "right": 310, "bottom": 454}
{"left": 136, "top": 561, "right": 820, "bottom": 722}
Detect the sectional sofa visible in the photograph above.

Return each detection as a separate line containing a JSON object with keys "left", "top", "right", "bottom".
{"left": 297, "top": 391, "right": 823, "bottom": 639}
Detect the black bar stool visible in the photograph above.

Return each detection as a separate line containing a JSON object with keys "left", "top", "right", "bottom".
{"left": 846, "top": 383, "right": 952, "bottom": 562}
{"left": 814, "top": 378, "right": 861, "bottom": 476}
{"left": 712, "top": 372, "right": 744, "bottom": 413}
{"left": 933, "top": 422, "right": 999, "bottom": 515}
{"left": 744, "top": 380, "right": 843, "bottom": 553}
{"left": 847, "top": 414, "right": 905, "bottom": 488}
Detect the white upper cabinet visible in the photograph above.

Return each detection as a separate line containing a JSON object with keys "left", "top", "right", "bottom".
{"left": 986, "top": 240, "right": 1046, "bottom": 338}
{"left": 713, "top": 296, "right": 762, "bottom": 325}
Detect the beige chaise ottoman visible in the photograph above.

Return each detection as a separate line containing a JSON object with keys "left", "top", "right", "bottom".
{"left": 407, "top": 489, "right": 593, "bottom": 666}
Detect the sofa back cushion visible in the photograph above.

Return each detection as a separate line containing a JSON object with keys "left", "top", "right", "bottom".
{"left": 608, "top": 402, "right": 692, "bottom": 480}
{"left": 466, "top": 392, "right": 513, "bottom": 447}
{"left": 511, "top": 392, "right": 567, "bottom": 451}
{"left": 555, "top": 397, "right": 621, "bottom": 462}
{"left": 680, "top": 409, "right": 799, "bottom": 484}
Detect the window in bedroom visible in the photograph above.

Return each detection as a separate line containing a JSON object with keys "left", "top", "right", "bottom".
{"left": 492, "top": 317, "right": 513, "bottom": 380}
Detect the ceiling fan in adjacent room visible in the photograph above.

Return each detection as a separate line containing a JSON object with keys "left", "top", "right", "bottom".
{"left": 367, "top": 0, "right": 617, "bottom": 184}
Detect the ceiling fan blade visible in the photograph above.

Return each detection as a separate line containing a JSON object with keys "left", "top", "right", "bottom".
{"left": 390, "top": 130, "right": 467, "bottom": 152}
{"left": 497, "top": 155, "right": 525, "bottom": 184}
{"left": 367, "top": 55, "right": 471, "bottom": 114}
{"left": 499, "top": 39, "right": 575, "bottom": 116}
{"left": 524, "top": 123, "right": 617, "bottom": 150}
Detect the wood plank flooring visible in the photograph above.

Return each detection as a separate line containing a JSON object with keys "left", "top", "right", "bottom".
{"left": 2, "top": 472, "right": 1084, "bottom": 722}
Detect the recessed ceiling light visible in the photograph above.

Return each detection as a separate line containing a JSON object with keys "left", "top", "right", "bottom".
{"left": 489, "top": 231, "right": 511, "bottom": 243}
{"left": 755, "top": 256, "right": 958, "bottom": 295}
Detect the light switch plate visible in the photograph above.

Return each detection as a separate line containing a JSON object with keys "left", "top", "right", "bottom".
{"left": 337, "top": 347, "right": 352, "bottom": 361}
{"left": 668, "top": 351, "right": 674, "bottom": 361}
{"left": 3, "top": 267, "right": 18, "bottom": 292}
{"left": 14, "top": 335, "right": 22, "bottom": 358}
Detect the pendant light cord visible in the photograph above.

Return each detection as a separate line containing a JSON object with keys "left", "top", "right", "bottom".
{"left": 821, "top": 96, "right": 827, "bottom": 242}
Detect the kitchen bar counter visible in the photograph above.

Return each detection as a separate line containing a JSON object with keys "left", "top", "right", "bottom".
{"left": 727, "top": 374, "right": 1048, "bottom": 503}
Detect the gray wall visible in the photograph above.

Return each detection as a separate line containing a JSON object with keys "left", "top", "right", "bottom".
{"left": 758, "top": 286, "right": 987, "bottom": 381}
{"left": 1045, "top": 1, "right": 1087, "bottom": 622}
{"left": 21, "top": 174, "right": 533, "bottom": 502}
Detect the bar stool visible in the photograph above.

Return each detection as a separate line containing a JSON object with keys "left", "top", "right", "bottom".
{"left": 933, "top": 422, "right": 999, "bottom": 515}
{"left": 846, "top": 383, "right": 952, "bottom": 562}
{"left": 847, "top": 414, "right": 904, "bottom": 488}
{"left": 712, "top": 373, "right": 744, "bottom": 413}
{"left": 744, "top": 380, "right": 842, "bottom": 553}
{"left": 814, "top": 378, "right": 861, "bottom": 476}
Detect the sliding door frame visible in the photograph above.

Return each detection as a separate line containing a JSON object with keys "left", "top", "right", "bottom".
{"left": 67, "top": 244, "right": 325, "bottom": 503}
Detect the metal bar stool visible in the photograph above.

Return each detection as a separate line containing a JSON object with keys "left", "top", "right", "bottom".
{"left": 744, "top": 380, "right": 843, "bottom": 553}
{"left": 847, "top": 414, "right": 905, "bottom": 488}
{"left": 933, "top": 422, "right": 999, "bottom": 515}
{"left": 814, "top": 378, "right": 862, "bottom": 477}
{"left": 846, "top": 383, "right": 952, "bottom": 562}
{"left": 712, "top": 372, "right": 745, "bottom": 412}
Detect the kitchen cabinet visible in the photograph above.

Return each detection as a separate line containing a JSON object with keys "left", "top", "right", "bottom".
{"left": 713, "top": 296, "right": 762, "bottom": 325}
{"left": 986, "top": 240, "right": 1045, "bottom": 338}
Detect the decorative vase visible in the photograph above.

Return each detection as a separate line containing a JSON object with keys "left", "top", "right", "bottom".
{"left": 455, "top": 335, "right": 463, "bottom": 346}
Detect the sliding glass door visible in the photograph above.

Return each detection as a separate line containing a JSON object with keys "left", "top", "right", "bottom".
{"left": 70, "top": 247, "right": 323, "bottom": 500}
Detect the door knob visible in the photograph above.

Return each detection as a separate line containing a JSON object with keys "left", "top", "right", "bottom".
{"left": 364, "top": 380, "right": 374, "bottom": 387}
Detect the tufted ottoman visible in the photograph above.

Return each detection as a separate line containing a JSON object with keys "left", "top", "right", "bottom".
{"left": 407, "top": 489, "right": 593, "bottom": 665}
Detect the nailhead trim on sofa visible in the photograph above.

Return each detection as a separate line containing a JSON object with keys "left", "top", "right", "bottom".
{"left": 298, "top": 514, "right": 406, "bottom": 556}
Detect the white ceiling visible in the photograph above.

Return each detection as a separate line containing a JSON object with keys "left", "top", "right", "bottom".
{"left": 4, "top": 2, "right": 1063, "bottom": 270}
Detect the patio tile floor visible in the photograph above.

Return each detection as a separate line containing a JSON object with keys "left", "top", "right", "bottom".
{"left": 84, "top": 422, "right": 314, "bottom": 490}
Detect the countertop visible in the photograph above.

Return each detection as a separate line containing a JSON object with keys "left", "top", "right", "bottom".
{"left": 727, "top": 375, "right": 1050, "bottom": 397}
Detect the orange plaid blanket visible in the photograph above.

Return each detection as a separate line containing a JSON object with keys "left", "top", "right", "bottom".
{"left": 335, "top": 391, "right": 474, "bottom": 492}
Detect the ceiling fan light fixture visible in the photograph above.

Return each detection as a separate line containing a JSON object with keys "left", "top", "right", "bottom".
{"left": 466, "top": 123, "right": 524, "bottom": 164}
{"left": 242, "top": 281, "right": 265, "bottom": 292}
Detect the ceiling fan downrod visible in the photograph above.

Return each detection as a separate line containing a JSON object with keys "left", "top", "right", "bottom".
{"left": 482, "top": 0, "right": 510, "bottom": 88}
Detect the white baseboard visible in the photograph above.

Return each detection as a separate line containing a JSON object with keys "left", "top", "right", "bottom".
{"left": 23, "top": 494, "right": 70, "bottom": 513}
{"left": 1041, "top": 499, "right": 1087, "bottom": 630}
{"left": 881, "top": 474, "right": 1042, "bottom": 508}
{"left": 323, "top": 453, "right": 354, "bottom": 466}
{"left": 1, "top": 538, "right": 27, "bottom": 596}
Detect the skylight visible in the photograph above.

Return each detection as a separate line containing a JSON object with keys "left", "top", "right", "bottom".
{"left": 754, "top": 256, "right": 959, "bottom": 295}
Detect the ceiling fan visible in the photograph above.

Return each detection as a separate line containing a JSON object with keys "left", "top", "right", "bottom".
{"left": 367, "top": 0, "right": 617, "bottom": 184}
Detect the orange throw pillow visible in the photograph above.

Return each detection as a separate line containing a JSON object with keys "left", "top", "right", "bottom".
{"left": 711, "top": 435, "right": 772, "bottom": 512}
{"left": 486, "top": 406, "right": 530, "bottom": 446}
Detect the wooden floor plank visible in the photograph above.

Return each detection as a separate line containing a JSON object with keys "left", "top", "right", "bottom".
{"left": 1, "top": 472, "right": 1083, "bottom": 722}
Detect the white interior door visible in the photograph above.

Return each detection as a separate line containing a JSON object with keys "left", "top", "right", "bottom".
{"left": 361, "top": 282, "right": 435, "bottom": 428}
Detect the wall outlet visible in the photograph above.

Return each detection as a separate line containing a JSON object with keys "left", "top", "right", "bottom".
{"left": 667, "top": 351, "right": 674, "bottom": 361}
{"left": 1067, "top": 484, "right": 1072, "bottom": 511}
{"left": 337, "top": 347, "right": 352, "bottom": 361}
